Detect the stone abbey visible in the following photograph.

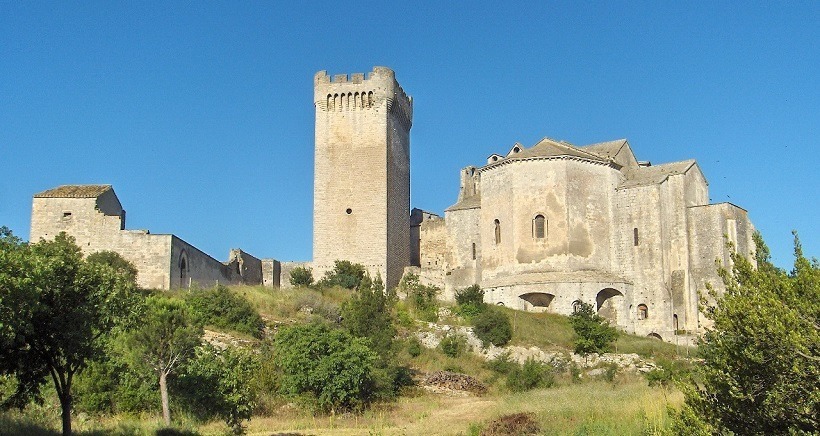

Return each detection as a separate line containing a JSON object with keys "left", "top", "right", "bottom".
{"left": 29, "top": 66, "right": 754, "bottom": 342}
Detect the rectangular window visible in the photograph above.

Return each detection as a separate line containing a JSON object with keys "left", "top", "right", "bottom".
{"left": 471, "top": 242, "right": 476, "bottom": 260}
{"left": 633, "top": 227, "right": 639, "bottom": 246}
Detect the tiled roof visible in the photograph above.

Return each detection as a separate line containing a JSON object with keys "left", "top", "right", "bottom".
{"left": 580, "top": 139, "right": 628, "bottom": 160}
{"left": 619, "top": 160, "right": 697, "bottom": 188}
{"left": 445, "top": 194, "right": 482, "bottom": 212}
{"left": 33, "top": 185, "right": 112, "bottom": 198}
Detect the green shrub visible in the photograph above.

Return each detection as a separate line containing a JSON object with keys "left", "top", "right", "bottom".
{"left": 86, "top": 250, "right": 139, "bottom": 282}
{"left": 293, "top": 293, "right": 340, "bottom": 322}
{"left": 472, "top": 308, "right": 512, "bottom": 347}
{"left": 569, "top": 301, "right": 617, "bottom": 356}
{"left": 341, "top": 275, "right": 396, "bottom": 363}
{"left": 439, "top": 333, "right": 468, "bottom": 358}
{"left": 485, "top": 351, "right": 517, "bottom": 375}
{"left": 506, "top": 358, "right": 554, "bottom": 392}
{"left": 289, "top": 266, "right": 314, "bottom": 287}
{"left": 454, "top": 284, "right": 484, "bottom": 307}
{"left": 175, "top": 345, "right": 259, "bottom": 434}
{"left": 407, "top": 338, "right": 423, "bottom": 358}
{"left": 317, "top": 260, "right": 367, "bottom": 289}
{"left": 185, "top": 286, "right": 265, "bottom": 339}
{"left": 274, "top": 323, "right": 378, "bottom": 412}
{"left": 399, "top": 273, "right": 440, "bottom": 322}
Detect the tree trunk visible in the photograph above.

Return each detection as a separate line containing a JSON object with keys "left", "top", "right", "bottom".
{"left": 59, "top": 390, "right": 72, "bottom": 435}
{"left": 160, "top": 371, "right": 171, "bottom": 426}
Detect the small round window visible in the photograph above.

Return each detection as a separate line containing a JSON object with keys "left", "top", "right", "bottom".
{"left": 346, "top": 208, "right": 352, "bottom": 215}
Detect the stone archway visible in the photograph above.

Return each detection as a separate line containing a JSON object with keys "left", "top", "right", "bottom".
{"left": 596, "top": 288, "right": 624, "bottom": 322}
{"left": 647, "top": 332, "right": 663, "bottom": 341}
{"left": 519, "top": 292, "right": 555, "bottom": 312}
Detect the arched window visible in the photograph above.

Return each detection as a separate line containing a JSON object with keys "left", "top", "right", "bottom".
{"left": 494, "top": 219, "right": 501, "bottom": 245}
{"left": 637, "top": 304, "right": 648, "bottom": 320}
{"left": 533, "top": 214, "right": 546, "bottom": 239}
{"left": 179, "top": 251, "right": 188, "bottom": 289}
{"left": 572, "top": 300, "right": 582, "bottom": 313}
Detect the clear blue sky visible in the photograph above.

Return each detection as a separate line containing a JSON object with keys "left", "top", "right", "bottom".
{"left": 1, "top": 2, "right": 817, "bottom": 268}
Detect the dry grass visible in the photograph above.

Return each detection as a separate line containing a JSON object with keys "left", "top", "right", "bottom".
{"left": 222, "top": 378, "right": 681, "bottom": 436}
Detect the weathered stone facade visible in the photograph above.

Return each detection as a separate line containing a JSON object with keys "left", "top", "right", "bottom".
{"left": 413, "top": 138, "right": 755, "bottom": 341}
{"left": 30, "top": 185, "right": 273, "bottom": 290}
{"left": 28, "top": 68, "right": 755, "bottom": 343}
{"left": 312, "top": 67, "right": 412, "bottom": 290}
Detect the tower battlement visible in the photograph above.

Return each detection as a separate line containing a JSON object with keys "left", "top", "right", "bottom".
{"left": 314, "top": 67, "right": 412, "bottom": 128}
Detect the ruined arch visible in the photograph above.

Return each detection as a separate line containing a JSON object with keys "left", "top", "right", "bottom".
{"left": 647, "top": 332, "right": 662, "bottom": 340}
{"left": 519, "top": 292, "right": 554, "bottom": 312}
{"left": 596, "top": 288, "right": 624, "bottom": 322}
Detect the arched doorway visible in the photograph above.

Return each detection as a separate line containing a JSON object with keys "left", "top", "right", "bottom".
{"left": 596, "top": 288, "right": 624, "bottom": 322}
{"left": 647, "top": 332, "right": 663, "bottom": 341}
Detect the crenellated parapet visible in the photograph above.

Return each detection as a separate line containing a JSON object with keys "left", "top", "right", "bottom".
{"left": 314, "top": 66, "right": 413, "bottom": 129}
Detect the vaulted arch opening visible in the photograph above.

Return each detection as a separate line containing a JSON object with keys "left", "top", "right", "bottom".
{"left": 596, "top": 288, "right": 624, "bottom": 322}
{"left": 519, "top": 292, "right": 555, "bottom": 312}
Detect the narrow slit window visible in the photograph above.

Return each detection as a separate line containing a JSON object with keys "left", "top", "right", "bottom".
{"left": 494, "top": 219, "right": 501, "bottom": 245}
{"left": 471, "top": 242, "right": 476, "bottom": 260}
{"left": 633, "top": 227, "right": 639, "bottom": 246}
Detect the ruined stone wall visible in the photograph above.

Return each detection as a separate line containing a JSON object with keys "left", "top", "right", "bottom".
{"left": 279, "top": 261, "right": 311, "bottom": 289}
{"left": 443, "top": 207, "right": 481, "bottom": 299}
{"left": 30, "top": 194, "right": 173, "bottom": 289}
{"left": 228, "top": 249, "right": 263, "bottom": 285}
{"left": 313, "top": 67, "right": 412, "bottom": 290}
{"left": 261, "top": 259, "right": 281, "bottom": 288}
{"left": 170, "top": 236, "right": 239, "bottom": 289}
{"left": 687, "top": 203, "right": 755, "bottom": 330}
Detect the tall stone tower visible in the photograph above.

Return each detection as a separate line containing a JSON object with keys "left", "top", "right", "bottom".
{"left": 313, "top": 67, "right": 413, "bottom": 290}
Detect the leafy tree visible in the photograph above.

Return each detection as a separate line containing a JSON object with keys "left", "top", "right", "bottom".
{"left": 674, "top": 233, "right": 819, "bottom": 434}
{"left": 341, "top": 275, "right": 396, "bottom": 362}
{"left": 0, "top": 231, "right": 138, "bottom": 435}
{"left": 184, "top": 285, "right": 265, "bottom": 338}
{"left": 274, "top": 323, "right": 377, "bottom": 412}
{"left": 176, "top": 344, "right": 258, "bottom": 435}
{"left": 473, "top": 308, "right": 512, "bottom": 347}
{"left": 288, "top": 266, "right": 314, "bottom": 287}
{"left": 569, "top": 301, "right": 617, "bottom": 356}
{"left": 86, "top": 250, "right": 138, "bottom": 282}
{"left": 318, "top": 260, "right": 367, "bottom": 289}
{"left": 123, "top": 295, "right": 202, "bottom": 426}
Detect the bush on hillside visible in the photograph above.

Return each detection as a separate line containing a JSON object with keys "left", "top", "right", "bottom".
{"left": 317, "top": 260, "right": 367, "bottom": 289}
{"left": 454, "top": 284, "right": 486, "bottom": 318}
{"left": 86, "top": 250, "right": 139, "bottom": 282}
{"left": 569, "top": 301, "right": 617, "bottom": 356}
{"left": 506, "top": 358, "right": 554, "bottom": 392}
{"left": 399, "top": 273, "right": 440, "bottom": 322}
{"left": 185, "top": 286, "right": 265, "bottom": 339}
{"left": 274, "top": 323, "right": 378, "bottom": 412}
{"left": 472, "top": 308, "right": 512, "bottom": 347}
{"left": 439, "top": 333, "right": 468, "bottom": 358}
{"left": 288, "top": 266, "right": 314, "bottom": 287}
